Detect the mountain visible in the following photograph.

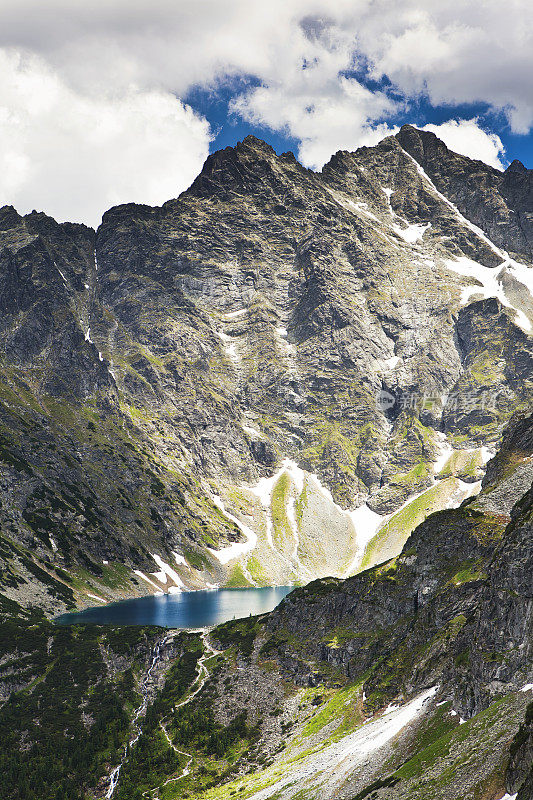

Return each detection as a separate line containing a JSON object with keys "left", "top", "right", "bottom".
{"left": 0, "top": 125, "right": 532, "bottom": 800}
{"left": 1, "top": 405, "right": 531, "bottom": 800}
{"left": 1, "top": 125, "right": 533, "bottom": 612}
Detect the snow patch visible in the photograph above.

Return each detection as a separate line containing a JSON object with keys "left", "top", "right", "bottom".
{"left": 433, "top": 433, "right": 454, "bottom": 474}
{"left": 349, "top": 199, "right": 380, "bottom": 222}
{"left": 405, "top": 152, "right": 505, "bottom": 259}
{"left": 450, "top": 479, "right": 482, "bottom": 505}
{"left": 248, "top": 461, "right": 308, "bottom": 571}
{"left": 445, "top": 257, "right": 532, "bottom": 332}
{"left": 480, "top": 446, "right": 495, "bottom": 464}
{"left": 54, "top": 263, "right": 68, "bottom": 283}
{"left": 217, "top": 330, "right": 240, "bottom": 363}
{"left": 376, "top": 355, "right": 401, "bottom": 373}
{"left": 275, "top": 326, "right": 296, "bottom": 356}
{"left": 344, "top": 505, "right": 385, "bottom": 576}
{"left": 393, "top": 221, "right": 431, "bottom": 244}
{"left": 134, "top": 570, "right": 164, "bottom": 592}
{"left": 172, "top": 552, "right": 188, "bottom": 567}
{"left": 247, "top": 687, "right": 437, "bottom": 800}
{"left": 224, "top": 308, "right": 247, "bottom": 319}
{"left": 86, "top": 593, "right": 106, "bottom": 603}
{"left": 382, "top": 355, "right": 400, "bottom": 370}
{"left": 208, "top": 496, "right": 258, "bottom": 566}
{"left": 151, "top": 554, "right": 185, "bottom": 590}
{"left": 243, "top": 424, "right": 265, "bottom": 440}
{"left": 521, "top": 683, "right": 533, "bottom": 692}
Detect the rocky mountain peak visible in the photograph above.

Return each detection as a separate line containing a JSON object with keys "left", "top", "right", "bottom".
{"left": 506, "top": 158, "right": 528, "bottom": 174}
{"left": 396, "top": 125, "right": 533, "bottom": 259}
{"left": 396, "top": 123, "right": 454, "bottom": 164}
{"left": 0, "top": 121, "right": 532, "bottom": 608}
{"left": 186, "top": 134, "right": 285, "bottom": 201}
{"left": 0, "top": 205, "right": 22, "bottom": 230}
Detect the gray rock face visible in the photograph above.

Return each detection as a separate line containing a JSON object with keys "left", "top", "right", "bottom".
{"left": 396, "top": 124, "right": 533, "bottom": 260}
{"left": 0, "top": 126, "right": 533, "bottom": 604}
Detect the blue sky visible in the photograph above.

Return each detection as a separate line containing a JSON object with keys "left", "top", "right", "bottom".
{"left": 0, "top": 1, "right": 532, "bottom": 225}
{"left": 188, "top": 82, "right": 532, "bottom": 170}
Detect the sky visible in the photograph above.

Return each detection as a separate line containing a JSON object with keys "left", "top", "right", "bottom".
{"left": 0, "top": 0, "right": 532, "bottom": 227}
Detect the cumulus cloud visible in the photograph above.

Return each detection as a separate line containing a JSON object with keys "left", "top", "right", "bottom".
{"left": 0, "top": 0, "right": 532, "bottom": 222}
{"left": 230, "top": 21, "right": 399, "bottom": 169}
{"left": 422, "top": 119, "right": 506, "bottom": 170}
{"left": 0, "top": 50, "right": 210, "bottom": 227}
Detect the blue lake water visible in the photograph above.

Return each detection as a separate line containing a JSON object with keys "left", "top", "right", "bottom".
{"left": 55, "top": 586, "right": 293, "bottom": 628}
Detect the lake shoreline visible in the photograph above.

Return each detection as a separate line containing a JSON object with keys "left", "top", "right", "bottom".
{"left": 55, "top": 586, "right": 293, "bottom": 629}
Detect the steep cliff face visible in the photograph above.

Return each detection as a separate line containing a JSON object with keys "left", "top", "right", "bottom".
{"left": 265, "top": 410, "right": 532, "bottom": 705}
{"left": 396, "top": 125, "right": 533, "bottom": 261}
{"left": 0, "top": 127, "right": 533, "bottom": 609}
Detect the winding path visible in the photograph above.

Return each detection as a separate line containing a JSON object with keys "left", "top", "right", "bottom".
{"left": 145, "top": 629, "right": 221, "bottom": 799}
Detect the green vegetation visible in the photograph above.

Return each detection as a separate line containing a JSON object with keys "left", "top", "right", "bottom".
{"left": 214, "top": 616, "right": 264, "bottom": 659}
{"left": 360, "top": 478, "right": 466, "bottom": 571}
{"left": 451, "top": 560, "right": 487, "bottom": 585}
{"left": 271, "top": 471, "right": 293, "bottom": 555}
{"left": 0, "top": 618, "right": 161, "bottom": 800}
{"left": 299, "top": 683, "right": 363, "bottom": 740}
{"left": 117, "top": 635, "right": 203, "bottom": 798}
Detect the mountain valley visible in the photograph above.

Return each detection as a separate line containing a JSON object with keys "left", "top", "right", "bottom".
{"left": 0, "top": 125, "right": 532, "bottom": 800}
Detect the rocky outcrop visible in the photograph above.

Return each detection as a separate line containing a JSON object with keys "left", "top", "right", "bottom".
{"left": 263, "top": 411, "right": 533, "bottom": 721}
{"left": 396, "top": 124, "right": 533, "bottom": 260}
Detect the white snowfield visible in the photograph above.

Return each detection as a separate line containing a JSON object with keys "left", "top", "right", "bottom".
{"left": 246, "top": 688, "right": 438, "bottom": 800}
{"left": 402, "top": 148, "right": 533, "bottom": 334}
{"left": 393, "top": 220, "right": 431, "bottom": 243}
{"left": 133, "top": 569, "right": 163, "bottom": 593}
{"left": 151, "top": 553, "right": 185, "bottom": 590}
{"left": 433, "top": 433, "right": 455, "bottom": 474}
{"left": 249, "top": 459, "right": 384, "bottom": 578}
{"left": 445, "top": 256, "right": 533, "bottom": 333}
{"left": 137, "top": 437, "right": 487, "bottom": 591}
{"left": 342, "top": 504, "right": 385, "bottom": 576}
{"left": 207, "top": 495, "right": 258, "bottom": 565}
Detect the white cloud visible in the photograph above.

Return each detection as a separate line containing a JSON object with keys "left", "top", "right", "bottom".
{"left": 421, "top": 119, "right": 506, "bottom": 170}
{"left": 230, "top": 28, "right": 398, "bottom": 170}
{"left": 0, "top": 49, "right": 210, "bottom": 227}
